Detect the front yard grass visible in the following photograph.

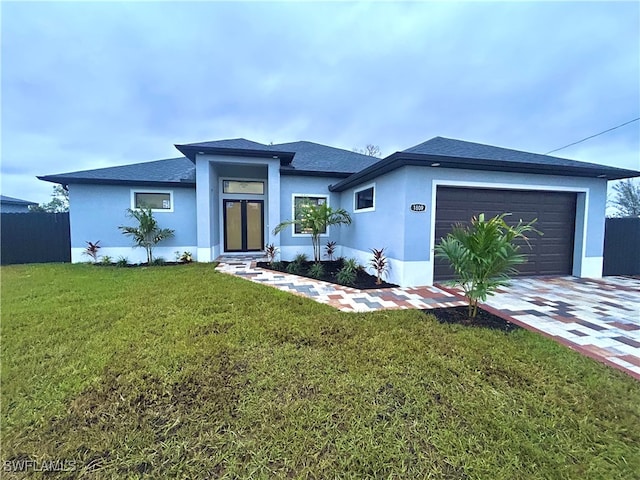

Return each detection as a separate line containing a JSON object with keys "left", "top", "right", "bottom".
{"left": 1, "top": 263, "right": 639, "bottom": 479}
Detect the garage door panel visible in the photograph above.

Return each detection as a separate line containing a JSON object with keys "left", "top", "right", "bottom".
{"left": 434, "top": 187, "right": 576, "bottom": 280}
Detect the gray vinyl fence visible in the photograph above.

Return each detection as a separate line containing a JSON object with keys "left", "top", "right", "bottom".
{"left": 0, "top": 213, "right": 71, "bottom": 265}
{"left": 603, "top": 217, "right": 640, "bottom": 276}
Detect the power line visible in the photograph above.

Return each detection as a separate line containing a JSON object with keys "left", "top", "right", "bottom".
{"left": 544, "top": 117, "right": 640, "bottom": 155}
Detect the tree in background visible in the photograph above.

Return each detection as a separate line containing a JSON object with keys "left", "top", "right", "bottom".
{"left": 353, "top": 144, "right": 382, "bottom": 157}
{"left": 609, "top": 179, "right": 640, "bottom": 217}
{"left": 29, "top": 185, "right": 69, "bottom": 213}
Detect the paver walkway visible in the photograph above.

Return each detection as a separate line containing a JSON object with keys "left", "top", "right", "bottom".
{"left": 215, "top": 256, "right": 465, "bottom": 311}
{"left": 215, "top": 257, "right": 640, "bottom": 380}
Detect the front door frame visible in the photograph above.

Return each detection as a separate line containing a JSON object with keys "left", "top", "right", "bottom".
{"left": 223, "top": 199, "right": 265, "bottom": 252}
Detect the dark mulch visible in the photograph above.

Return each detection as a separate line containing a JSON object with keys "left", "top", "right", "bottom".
{"left": 427, "top": 306, "right": 521, "bottom": 333}
{"left": 256, "top": 260, "right": 398, "bottom": 290}
{"left": 93, "top": 261, "right": 188, "bottom": 268}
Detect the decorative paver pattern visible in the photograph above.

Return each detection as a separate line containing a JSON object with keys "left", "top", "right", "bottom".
{"left": 215, "top": 256, "right": 465, "bottom": 312}
{"left": 216, "top": 257, "right": 640, "bottom": 380}
{"left": 466, "top": 276, "right": 640, "bottom": 380}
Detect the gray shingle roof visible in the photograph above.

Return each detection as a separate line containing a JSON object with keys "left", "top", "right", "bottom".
{"left": 403, "top": 136, "right": 624, "bottom": 171}
{"left": 183, "top": 138, "right": 276, "bottom": 152}
{"left": 38, "top": 157, "right": 195, "bottom": 186}
{"left": 274, "top": 141, "right": 379, "bottom": 174}
{"left": 40, "top": 135, "right": 639, "bottom": 188}
{"left": 330, "top": 136, "right": 640, "bottom": 191}
{"left": 0, "top": 195, "right": 37, "bottom": 206}
{"left": 40, "top": 139, "right": 380, "bottom": 186}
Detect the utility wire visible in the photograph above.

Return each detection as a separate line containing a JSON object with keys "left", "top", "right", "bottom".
{"left": 544, "top": 117, "right": 640, "bottom": 155}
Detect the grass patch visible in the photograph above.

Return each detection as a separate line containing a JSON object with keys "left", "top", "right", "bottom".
{"left": 2, "top": 263, "right": 639, "bottom": 478}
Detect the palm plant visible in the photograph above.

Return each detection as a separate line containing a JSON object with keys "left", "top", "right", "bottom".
{"left": 118, "top": 208, "right": 175, "bottom": 264}
{"left": 273, "top": 201, "right": 351, "bottom": 263}
{"left": 435, "top": 213, "right": 540, "bottom": 318}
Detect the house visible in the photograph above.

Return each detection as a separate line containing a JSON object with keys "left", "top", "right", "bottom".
{"left": 0, "top": 195, "right": 38, "bottom": 213}
{"left": 38, "top": 136, "right": 640, "bottom": 286}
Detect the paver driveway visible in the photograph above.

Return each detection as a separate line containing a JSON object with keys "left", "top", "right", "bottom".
{"left": 216, "top": 257, "right": 640, "bottom": 379}
{"left": 473, "top": 276, "right": 640, "bottom": 380}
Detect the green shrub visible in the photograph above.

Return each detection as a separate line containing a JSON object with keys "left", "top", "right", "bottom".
{"left": 151, "top": 257, "right": 166, "bottom": 266}
{"left": 100, "top": 255, "right": 113, "bottom": 265}
{"left": 179, "top": 251, "right": 193, "bottom": 263}
{"left": 286, "top": 253, "right": 308, "bottom": 275}
{"left": 115, "top": 256, "right": 129, "bottom": 267}
{"left": 308, "top": 262, "right": 325, "bottom": 279}
{"left": 336, "top": 258, "right": 361, "bottom": 286}
{"left": 271, "top": 261, "right": 285, "bottom": 271}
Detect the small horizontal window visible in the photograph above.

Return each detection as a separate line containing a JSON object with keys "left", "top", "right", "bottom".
{"left": 134, "top": 192, "right": 172, "bottom": 210}
{"left": 355, "top": 186, "right": 374, "bottom": 211}
{"left": 223, "top": 180, "right": 264, "bottom": 195}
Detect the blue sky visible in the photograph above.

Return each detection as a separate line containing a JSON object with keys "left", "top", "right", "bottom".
{"left": 2, "top": 1, "right": 639, "bottom": 204}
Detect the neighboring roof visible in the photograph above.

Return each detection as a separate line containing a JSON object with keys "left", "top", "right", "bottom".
{"left": 0, "top": 195, "right": 37, "bottom": 206}
{"left": 38, "top": 157, "right": 195, "bottom": 187}
{"left": 330, "top": 136, "right": 640, "bottom": 191}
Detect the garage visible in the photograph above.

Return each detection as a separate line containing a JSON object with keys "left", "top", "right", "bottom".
{"left": 434, "top": 186, "right": 577, "bottom": 280}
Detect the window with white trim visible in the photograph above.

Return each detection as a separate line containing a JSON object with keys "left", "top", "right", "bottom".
{"left": 354, "top": 184, "right": 375, "bottom": 211}
{"left": 131, "top": 190, "right": 173, "bottom": 212}
{"left": 292, "top": 195, "right": 328, "bottom": 235}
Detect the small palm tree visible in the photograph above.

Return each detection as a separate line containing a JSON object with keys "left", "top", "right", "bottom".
{"left": 435, "top": 213, "right": 540, "bottom": 318}
{"left": 119, "top": 208, "right": 175, "bottom": 264}
{"left": 273, "top": 201, "right": 351, "bottom": 263}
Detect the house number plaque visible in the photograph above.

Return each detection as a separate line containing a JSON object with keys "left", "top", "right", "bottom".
{"left": 410, "top": 203, "right": 426, "bottom": 212}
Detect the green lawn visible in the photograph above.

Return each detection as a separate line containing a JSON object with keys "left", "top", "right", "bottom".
{"left": 2, "top": 263, "right": 639, "bottom": 479}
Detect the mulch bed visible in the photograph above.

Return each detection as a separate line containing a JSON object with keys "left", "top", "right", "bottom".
{"left": 427, "top": 306, "right": 521, "bottom": 333}
{"left": 256, "top": 260, "right": 398, "bottom": 290}
{"left": 93, "top": 262, "right": 188, "bottom": 267}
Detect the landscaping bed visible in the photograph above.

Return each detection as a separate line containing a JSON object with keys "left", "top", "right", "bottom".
{"left": 257, "top": 259, "right": 398, "bottom": 289}
{"left": 428, "top": 306, "right": 521, "bottom": 333}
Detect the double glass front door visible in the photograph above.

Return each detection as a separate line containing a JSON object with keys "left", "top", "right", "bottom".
{"left": 223, "top": 200, "right": 264, "bottom": 252}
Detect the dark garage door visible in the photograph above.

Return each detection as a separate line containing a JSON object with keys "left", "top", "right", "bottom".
{"left": 434, "top": 187, "right": 577, "bottom": 280}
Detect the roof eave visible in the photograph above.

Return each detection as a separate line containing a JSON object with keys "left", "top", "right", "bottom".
{"left": 279, "top": 168, "right": 353, "bottom": 178}
{"left": 37, "top": 176, "right": 196, "bottom": 188}
{"left": 175, "top": 144, "right": 295, "bottom": 164}
{"left": 329, "top": 153, "right": 640, "bottom": 191}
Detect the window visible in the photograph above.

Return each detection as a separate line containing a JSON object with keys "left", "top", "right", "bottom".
{"left": 292, "top": 195, "right": 327, "bottom": 235}
{"left": 223, "top": 180, "right": 264, "bottom": 195}
{"left": 131, "top": 190, "right": 173, "bottom": 212}
{"left": 354, "top": 185, "right": 375, "bottom": 211}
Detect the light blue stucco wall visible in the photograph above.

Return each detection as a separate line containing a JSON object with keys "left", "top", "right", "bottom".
{"left": 278, "top": 175, "right": 345, "bottom": 258}
{"left": 338, "top": 168, "right": 409, "bottom": 262}
{"left": 68, "top": 183, "right": 197, "bottom": 251}
{"left": 338, "top": 165, "right": 607, "bottom": 284}
{"left": 195, "top": 154, "right": 281, "bottom": 259}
